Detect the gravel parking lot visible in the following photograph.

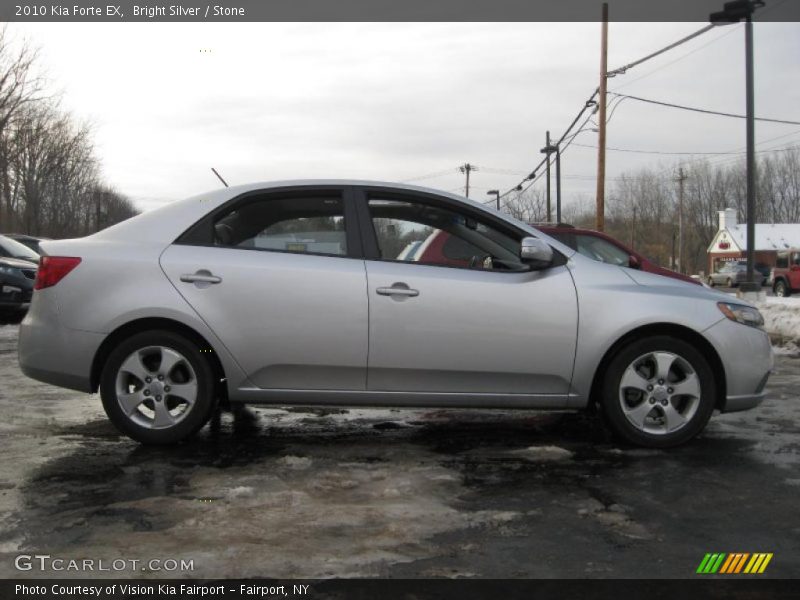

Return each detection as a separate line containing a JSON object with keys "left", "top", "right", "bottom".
{"left": 0, "top": 322, "right": 798, "bottom": 579}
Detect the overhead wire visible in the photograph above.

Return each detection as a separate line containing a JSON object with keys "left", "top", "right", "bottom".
{"left": 608, "top": 92, "right": 800, "bottom": 126}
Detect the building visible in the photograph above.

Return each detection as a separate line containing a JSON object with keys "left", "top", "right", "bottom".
{"left": 707, "top": 208, "right": 800, "bottom": 273}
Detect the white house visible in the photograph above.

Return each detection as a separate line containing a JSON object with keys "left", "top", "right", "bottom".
{"left": 707, "top": 208, "right": 800, "bottom": 273}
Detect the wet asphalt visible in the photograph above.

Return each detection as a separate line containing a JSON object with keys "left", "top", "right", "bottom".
{"left": 0, "top": 322, "right": 798, "bottom": 579}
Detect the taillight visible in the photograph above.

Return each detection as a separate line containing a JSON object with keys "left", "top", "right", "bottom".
{"left": 34, "top": 256, "right": 82, "bottom": 290}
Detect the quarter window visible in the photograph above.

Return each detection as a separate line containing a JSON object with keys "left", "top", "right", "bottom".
{"left": 213, "top": 195, "right": 347, "bottom": 256}
{"left": 776, "top": 253, "right": 788, "bottom": 269}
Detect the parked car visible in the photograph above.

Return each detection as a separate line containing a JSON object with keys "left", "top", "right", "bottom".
{"left": 708, "top": 261, "right": 769, "bottom": 288}
{"left": 18, "top": 181, "right": 773, "bottom": 448}
{"left": 772, "top": 249, "right": 800, "bottom": 297}
{"left": 535, "top": 224, "right": 702, "bottom": 286}
{"left": 0, "top": 234, "right": 40, "bottom": 264}
{"left": 708, "top": 262, "right": 746, "bottom": 287}
{"left": 4, "top": 233, "right": 50, "bottom": 256}
{"left": 0, "top": 256, "right": 37, "bottom": 316}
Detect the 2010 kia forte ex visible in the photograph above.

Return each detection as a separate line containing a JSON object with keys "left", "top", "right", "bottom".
{"left": 18, "top": 181, "right": 774, "bottom": 447}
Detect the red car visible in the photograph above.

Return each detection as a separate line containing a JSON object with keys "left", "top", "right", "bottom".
{"left": 535, "top": 224, "right": 701, "bottom": 286}
{"left": 771, "top": 248, "right": 800, "bottom": 297}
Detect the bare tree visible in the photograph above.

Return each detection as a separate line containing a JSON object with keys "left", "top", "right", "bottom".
{"left": 504, "top": 188, "right": 547, "bottom": 223}
{"left": 0, "top": 27, "right": 43, "bottom": 230}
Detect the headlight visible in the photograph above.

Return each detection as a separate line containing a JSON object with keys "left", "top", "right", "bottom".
{"left": 717, "top": 302, "right": 764, "bottom": 329}
{"left": 0, "top": 265, "right": 17, "bottom": 275}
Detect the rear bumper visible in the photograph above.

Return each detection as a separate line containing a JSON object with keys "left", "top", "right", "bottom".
{"left": 18, "top": 295, "right": 104, "bottom": 393}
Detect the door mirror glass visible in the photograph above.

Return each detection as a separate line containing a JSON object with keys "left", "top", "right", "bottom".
{"left": 520, "top": 237, "right": 553, "bottom": 269}
{"left": 629, "top": 255, "right": 641, "bottom": 269}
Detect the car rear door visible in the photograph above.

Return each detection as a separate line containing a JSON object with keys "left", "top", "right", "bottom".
{"left": 159, "top": 186, "right": 369, "bottom": 391}
{"left": 356, "top": 189, "right": 578, "bottom": 403}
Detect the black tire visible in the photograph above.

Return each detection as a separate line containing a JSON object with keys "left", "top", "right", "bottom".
{"left": 100, "top": 330, "right": 217, "bottom": 444}
{"left": 600, "top": 335, "right": 717, "bottom": 448}
{"left": 774, "top": 280, "right": 790, "bottom": 297}
{"left": 707, "top": 277, "right": 715, "bottom": 287}
{"left": 726, "top": 277, "right": 733, "bottom": 288}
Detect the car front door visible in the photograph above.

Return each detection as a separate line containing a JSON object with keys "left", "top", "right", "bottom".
{"left": 159, "top": 187, "right": 368, "bottom": 392}
{"left": 357, "top": 190, "right": 578, "bottom": 404}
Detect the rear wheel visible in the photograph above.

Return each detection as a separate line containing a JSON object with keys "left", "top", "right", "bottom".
{"left": 600, "top": 336, "right": 717, "bottom": 448}
{"left": 100, "top": 330, "right": 217, "bottom": 444}
{"left": 775, "top": 280, "right": 790, "bottom": 297}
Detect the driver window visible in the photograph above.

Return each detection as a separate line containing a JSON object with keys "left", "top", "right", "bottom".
{"left": 367, "top": 198, "right": 523, "bottom": 271}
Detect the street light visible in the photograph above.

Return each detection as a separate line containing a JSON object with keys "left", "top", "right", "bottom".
{"left": 487, "top": 189, "right": 500, "bottom": 211}
{"left": 540, "top": 140, "right": 560, "bottom": 223}
{"left": 540, "top": 128, "right": 598, "bottom": 224}
{"left": 710, "top": 0, "right": 765, "bottom": 295}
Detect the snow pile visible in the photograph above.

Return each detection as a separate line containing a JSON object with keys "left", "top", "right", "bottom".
{"left": 755, "top": 297, "right": 800, "bottom": 352}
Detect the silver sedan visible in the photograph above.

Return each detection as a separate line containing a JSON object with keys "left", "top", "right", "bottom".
{"left": 18, "top": 181, "right": 773, "bottom": 447}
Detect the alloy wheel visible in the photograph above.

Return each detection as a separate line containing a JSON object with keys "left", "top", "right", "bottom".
{"left": 114, "top": 345, "right": 198, "bottom": 429}
{"left": 618, "top": 351, "right": 701, "bottom": 435}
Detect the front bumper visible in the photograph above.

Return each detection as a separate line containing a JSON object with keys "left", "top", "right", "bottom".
{"left": 703, "top": 317, "right": 774, "bottom": 413}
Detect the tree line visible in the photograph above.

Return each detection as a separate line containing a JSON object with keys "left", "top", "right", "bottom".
{"left": 505, "top": 146, "right": 800, "bottom": 275}
{"left": 0, "top": 28, "right": 137, "bottom": 239}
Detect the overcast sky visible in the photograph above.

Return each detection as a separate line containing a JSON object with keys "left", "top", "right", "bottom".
{"left": 8, "top": 21, "right": 800, "bottom": 212}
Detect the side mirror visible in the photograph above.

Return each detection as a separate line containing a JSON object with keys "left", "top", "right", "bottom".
{"left": 520, "top": 237, "right": 553, "bottom": 269}
{"left": 629, "top": 255, "right": 641, "bottom": 269}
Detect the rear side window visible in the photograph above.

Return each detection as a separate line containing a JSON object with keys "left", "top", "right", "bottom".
{"left": 213, "top": 195, "right": 347, "bottom": 257}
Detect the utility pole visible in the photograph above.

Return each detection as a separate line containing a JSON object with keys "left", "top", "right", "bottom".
{"left": 459, "top": 163, "right": 477, "bottom": 198}
{"left": 595, "top": 2, "right": 609, "bottom": 232}
{"left": 487, "top": 189, "right": 500, "bottom": 211}
{"left": 544, "top": 132, "right": 552, "bottom": 222}
{"left": 710, "top": 0, "right": 765, "bottom": 294}
{"left": 676, "top": 167, "right": 687, "bottom": 273}
{"left": 541, "top": 134, "right": 560, "bottom": 224}
{"left": 555, "top": 144, "right": 562, "bottom": 224}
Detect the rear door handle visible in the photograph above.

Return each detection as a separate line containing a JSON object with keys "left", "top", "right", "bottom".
{"left": 180, "top": 271, "right": 222, "bottom": 285}
{"left": 376, "top": 283, "right": 419, "bottom": 298}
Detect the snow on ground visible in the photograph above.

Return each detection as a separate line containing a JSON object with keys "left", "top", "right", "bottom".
{"left": 755, "top": 296, "right": 800, "bottom": 353}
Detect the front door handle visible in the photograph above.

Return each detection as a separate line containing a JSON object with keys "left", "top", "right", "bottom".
{"left": 376, "top": 283, "right": 419, "bottom": 298}
{"left": 180, "top": 270, "right": 222, "bottom": 285}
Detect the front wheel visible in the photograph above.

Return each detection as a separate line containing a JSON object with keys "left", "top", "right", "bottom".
{"left": 707, "top": 277, "right": 715, "bottom": 287}
{"left": 100, "top": 330, "right": 217, "bottom": 444}
{"left": 775, "top": 280, "right": 790, "bottom": 297}
{"left": 600, "top": 336, "right": 717, "bottom": 448}
{"left": 726, "top": 277, "right": 733, "bottom": 288}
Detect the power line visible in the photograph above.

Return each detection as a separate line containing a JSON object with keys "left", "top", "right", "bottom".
{"left": 401, "top": 168, "right": 458, "bottom": 183}
{"left": 606, "top": 25, "right": 715, "bottom": 78}
{"left": 610, "top": 24, "right": 742, "bottom": 92}
{"left": 609, "top": 92, "right": 800, "bottom": 126}
{"left": 570, "top": 141, "right": 800, "bottom": 157}
{"left": 498, "top": 90, "right": 600, "bottom": 201}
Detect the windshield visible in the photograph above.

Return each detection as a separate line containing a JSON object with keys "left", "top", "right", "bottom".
{"left": 0, "top": 235, "right": 40, "bottom": 262}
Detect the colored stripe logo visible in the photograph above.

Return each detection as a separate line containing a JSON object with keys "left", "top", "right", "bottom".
{"left": 697, "top": 553, "right": 773, "bottom": 574}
